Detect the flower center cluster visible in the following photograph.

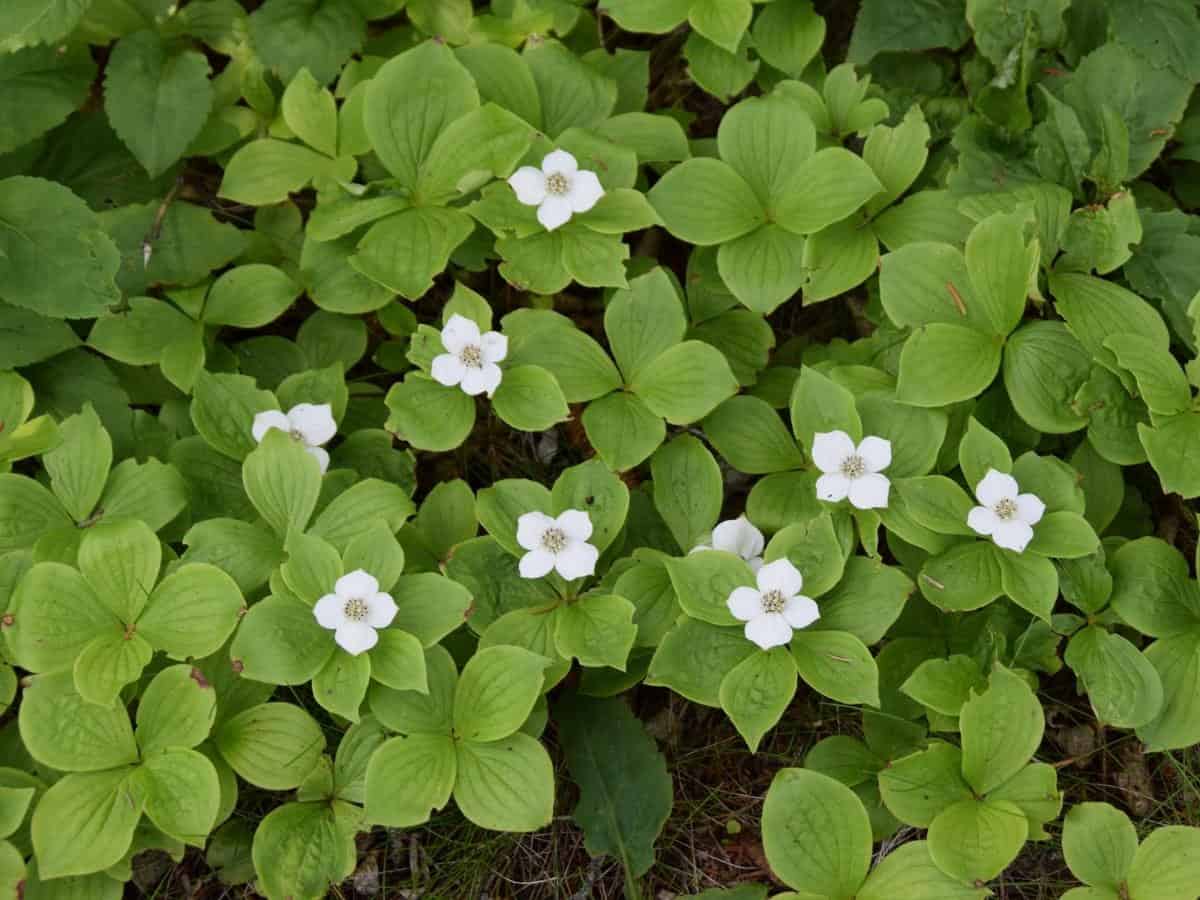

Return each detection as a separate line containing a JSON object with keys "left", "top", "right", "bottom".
{"left": 458, "top": 344, "right": 483, "bottom": 368}
{"left": 545, "top": 172, "right": 569, "bottom": 195}
{"left": 840, "top": 454, "right": 866, "bottom": 478}
{"left": 761, "top": 589, "right": 787, "bottom": 614}
{"left": 289, "top": 428, "right": 305, "bottom": 442}
{"left": 541, "top": 527, "right": 568, "bottom": 554}
{"left": 342, "top": 597, "right": 370, "bottom": 622}
{"left": 994, "top": 498, "right": 1018, "bottom": 520}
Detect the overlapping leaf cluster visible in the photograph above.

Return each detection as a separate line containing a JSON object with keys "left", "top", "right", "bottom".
{"left": 3, "top": 0, "right": 1200, "bottom": 898}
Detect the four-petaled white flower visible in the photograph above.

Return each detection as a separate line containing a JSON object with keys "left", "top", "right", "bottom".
{"left": 251, "top": 403, "right": 337, "bottom": 473}
{"left": 692, "top": 515, "right": 765, "bottom": 572}
{"left": 431, "top": 314, "right": 507, "bottom": 398}
{"left": 313, "top": 570, "right": 398, "bottom": 656}
{"left": 726, "top": 559, "right": 820, "bottom": 650}
{"left": 967, "top": 469, "right": 1045, "bottom": 554}
{"left": 508, "top": 149, "right": 605, "bottom": 231}
{"left": 516, "top": 509, "right": 599, "bottom": 580}
{"left": 813, "top": 430, "right": 891, "bottom": 510}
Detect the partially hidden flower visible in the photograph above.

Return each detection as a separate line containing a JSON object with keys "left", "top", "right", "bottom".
{"left": 313, "top": 570, "right": 398, "bottom": 655}
{"left": 252, "top": 403, "right": 336, "bottom": 473}
{"left": 508, "top": 149, "right": 604, "bottom": 231}
{"left": 813, "top": 430, "right": 891, "bottom": 510}
{"left": 727, "top": 559, "right": 820, "bottom": 650}
{"left": 431, "top": 314, "right": 507, "bottom": 398}
{"left": 692, "top": 515, "right": 765, "bottom": 572}
{"left": 516, "top": 509, "right": 598, "bottom": 580}
{"left": 967, "top": 469, "right": 1045, "bottom": 554}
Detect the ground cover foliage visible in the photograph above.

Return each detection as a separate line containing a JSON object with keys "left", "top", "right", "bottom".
{"left": 3, "top": 0, "right": 1200, "bottom": 897}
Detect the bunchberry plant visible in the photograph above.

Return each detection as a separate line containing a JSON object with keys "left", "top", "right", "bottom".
{"left": 3, "top": 1, "right": 1200, "bottom": 898}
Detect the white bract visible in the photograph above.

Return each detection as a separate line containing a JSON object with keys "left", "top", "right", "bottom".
{"left": 813, "top": 430, "right": 891, "bottom": 510}
{"left": 726, "top": 559, "right": 820, "bottom": 650}
{"left": 508, "top": 149, "right": 605, "bottom": 231}
{"left": 251, "top": 403, "right": 337, "bottom": 473}
{"left": 516, "top": 509, "right": 599, "bottom": 580}
{"left": 967, "top": 469, "right": 1045, "bottom": 553}
{"left": 313, "top": 570, "right": 398, "bottom": 655}
{"left": 431, "top": 314, "right": 507, "bottom": 398}
{"left": 692, "top": 515, "right": 765, "bottom": 572}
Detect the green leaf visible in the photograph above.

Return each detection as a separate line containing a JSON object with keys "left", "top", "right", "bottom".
{"left": 417, "top": 104, "right": 536, "bottom": 204}
{"left": 42, "top": 405, "right": 111, "bottom": 524}
{"left": 476, "top": 478, "right": 554, "bottom": 558}
{"left": 719, "top": 647, "right": 797, "bottom": 751}
{"left": 1063, "top": 802, "right": 1137, "bottom": 889}
{"left": 351, "top": 207, "right": 474, "bottom": 300}
{"left": 369, "top": 645, "right": 457, "bottom": 735}
{"left": 218, "top": 139, "right": 340, "bottom": 206}
{"left": 1140, "top": 414, "right": 1200, "bottom": 500}
{"left": 791, "top": 630, "right": 880, "bottom": 706}
{"left": 902, "top": 655, "right": 986, "bottom": 717}
{"left": 880, "top": 241, "right": 989, "bottom": 331}
{"left": 364, "top": 733, "right": 456, "bottom": 826}
{"left": 189, "top": 371, "right": 277, "bottom": 461}
{"left": 556, "top": 693, "right": 672, "bottom": 883}
{"left": 87, "top": 297, "right": 194, "bottom": 366}
{"left": 927, "top": 798, "right": 1029, "bottom": 884}
{"left": 453, "top": 646, "right": 548, "bottom": 743}
{"left": 878, "top": 742, "right": 972, "bottom": 826}
{"left": 651, "top": 434, "right": 722, "bottom": 552}
{"left": 630, "top": 340, "right": 738, "bottom": 424}
{"left": 604, "top": 268, "right": 686, "bottom": 383}
{"left": 555, "top": 593, "right": 637, "bottom": 671}
{"left": 0, "top": 0, "right": 93, "bottom": 52}
{"left": 248, "top": 0, "right": 365, "bottom": 84}
{"left": 103, "top": 30, "right": 213, "bottom": 177}
{"left": 0, "top": 176, "right": 121, "bottom": 319}
{"left": 958, "top": 417, "right": 1012, "bottom": 490}
{"left": 848, "top": 0, "right": 970, "bottom": 63}
{"left": 77, "top": 519, "right": 160, "bottom": 623}
{"left": 703, "top": 395, "right": 803, "bottom": 475}
{"left": 523, "top": 41, "right": 617, "bottom": 138}
{"left": 368, "top": 628, "right": 428, "bottom": 692}
{"left": 762, "top": 768, "right": 872, "bottom": 897}
{"left": 551, "top": 458, "right": 630, "bottom": 554}
{"left": 965, "top": 213, "right": 1034, "bottom": 336}
{"left": 1027, "top": 511, "right": 1099, "bottom": 559}
{"left": 960, "top": 665, "right": 1044, "bottom": 795}
{"left": 718, "top": 94, "right": 816, "bottom": 206}
{"left": 456, "top": 43, "right": 542, "bottom": 128}
{"left": 507, "top": 318, "right": 621, "bottom": 403}
{"left": 582, "top": 391, "right": 666, "bottom": 472}
{"left": 384, "top": 373, "right": 476, "bottom": 453}
{"left": 0, "top": 302, "right": 81, "bottom": 368}
{"left": 1138, "top": 630, "right": 1200, "bottom": 752}
{"left": 764, "top": 512, "right": 847, "bottom": 598}
{"left": 365, "top": 40, "right": 478, "bottom": 188}
{"left": 863, "top": 106, "right": 930, "bottom": 216}
{"left": 136, "top": 664, "right": 218, "bottom": 755}
{"left": 648, "top": 158, "right": 765, "bottom": 246}
{"left": 453, "top": 733, "right": 554, "bottom": 831}
{"left": 684, "top": 32, "right": 759, "bottom": 104}
{"left": 897, "top": 323, "right": 1003, "bottom": 407}
{"left": 216, "top": 703, "right": 325, "bottom": 790}
{"left": 859, "top": 841, "right": 989, "bottom": 900}
{"left": 717, "top": 224, "right": 808, "bottom": 314}
{"left": 815, "top": 556, "right": 912, "bottom": 645}
{"left": 243, "top": 430, "right": 323, "bottom": 539}
{"left": 203, "top": 264, "right": 301, "bottom": 328}
{"left": 997, "top": 549, "right": 1059, "bottom": 620}
{"left": 0, "top": 44, "right": 94, "bottom": 154}
{"left": 789, "top": 366, "right": 861, "bottom": 453}
{"left": 139, "top": 748, "right": 220, "bottom": 845}
{"left": 1066, "top": 627, "right": 1162, "bottom": 731}
{"left": 1108, "top": 537, "right": 1200, "bottom": 639}
{"left": 1003, "top": 322, "right": 1092, "bottom": 433}
{"left": 281, "top": 68, "right": 337, "bottom": 157}
{"left": 492, "top": 365, "right": 569, "bottom": 433}
{"left": 182, "top": 519, "right": 283, "bottom": 594}
{"left": 645, "top": 617, "right": 755, "bottom": 706}
{"left": 19, "top": 671, "right": 138, "bottom": 773}
{"left": 313, "top": 649, "right": 371, "bottom": 721}
{"left": 801, "top": 216, "right": 879, "bottom": 305}
{"left": 31, "top": 769, "right": 143, "bottom": 879}
{"left": 73, "top": 630, "right": 152, "bottom": 708}
{"left": 5, "top": 561, "right": 117, "bottom": 672}
{"left": 1126, "top": 823, "right": 1200, "bottom": 899}
{"left": 752, "top": 0, "right": 825, "bottom": 76}
{"left": 137, "top": 563, "right": 244, "bottom": 660}
{"left": 775, "top": 148, "right": 883, "bottom": 235}
{"left": 251, "top": 800, "right": 357, "bottom": 900}
{"left": 919, "top": 542, "right": 1004, "bottom": 611}
{"left": 1105, "top": 334, "right": 1191, "bottom": 418}
{"left": 665, "top": 551, "right": 754, "bottom": 627}
{"left": 896, "top": 476, "right": 976, "bottom": 536}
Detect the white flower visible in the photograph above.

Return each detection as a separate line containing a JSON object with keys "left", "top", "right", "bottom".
{"left": 508, "top": 149, "right": 605, "bottom": 231}
{"left": 516, "top": 509, "right": 599, "bottom": 580}
{"left": 313, "top": 570, "right": 398, "bottom": 655}
{"left": 726, "top": 559, "right": 820, "bottom": 650}
{"left": 431, "top": 314, "right": 507, "bottom": 398}
{"left": 691, "top": 516, "right": 765, "bottom": 572}
{"left": 813, "top": 430, "right": 891, "bottom": 510}
{"left": 251, "top": 403, "right": 336, "bottom": 473}
{"left": 967, "top": 469, "right": 1045, "bottom": 554}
